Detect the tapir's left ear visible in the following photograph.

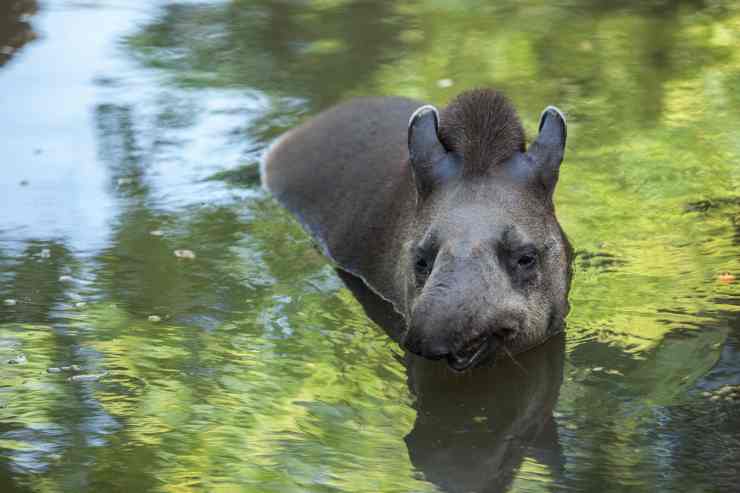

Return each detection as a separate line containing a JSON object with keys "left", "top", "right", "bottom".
{"left": 408, "top": 105, "right": 452, "bottom": 198}
{"left": 528, "top": 106, "right": 567, "bottom": 192}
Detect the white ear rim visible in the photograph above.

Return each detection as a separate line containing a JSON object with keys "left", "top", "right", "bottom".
{"left": 408, "top": 104, "right": 440, "bottom": 130}
{"left": 539, "top": 105, "right": 566, "bottom": 128}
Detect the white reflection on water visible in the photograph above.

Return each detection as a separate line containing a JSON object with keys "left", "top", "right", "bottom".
{"left": 0, "top": 1, "right": 264, "bottom": 254}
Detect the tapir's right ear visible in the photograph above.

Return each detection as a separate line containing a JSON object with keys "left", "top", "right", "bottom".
{"left": 528, "top": 106, "right": 567, "bottom": 194}
{"left": 408, "top": 105, "right": 452, "bottom": 198}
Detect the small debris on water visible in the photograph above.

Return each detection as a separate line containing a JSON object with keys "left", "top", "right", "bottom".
{"left": 74, "top": 302, "right": 87, "bottom": 308}
{"left": 148, "top": 315, "right": 161, "bottom": 322}
{"left": 3, "top": 299, "right": 17, "bottom": 306}
{"left": 592, "top": 366, "right": 604, "bottom": 372}
{"left": 718, "top": 272, "right": 735, "bottom": 284}
{"left": 40, "top": 248, "right": 51, "bottom": 258}
{"left": 174, "top": 249, "right": 196, "bottom": 259}
{"left": 68, "top": 372, "right": 108, "bottom": 383}
{"left": 19, "top": 180, "right": 29, "bottom": 186}
{"left": 117, "top": 177, "right": 134, "bottom": 187}
{"left": 59, "top": 275, "right": 74, "bottom": 282}
{"left": 149, "top": 230, "right": 164, "bottom": 237}
{"left": 605, "top": 369, "right": 624, "bottom": 376}
{"left": 436, "top": 78, "right": 454, "bottom": 88}
{"left": 47, "top": 365, "right": 81, "bottom": 373}
{"left": 7, "top": 354, "right": 27, "bottom": 365}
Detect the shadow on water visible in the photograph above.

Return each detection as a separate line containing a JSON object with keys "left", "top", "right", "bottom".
{"left": 339, "top": 268, "right": 565, "bottom": 492}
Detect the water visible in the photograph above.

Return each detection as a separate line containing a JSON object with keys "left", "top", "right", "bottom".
{"left": 1, "top": 1, "right": 739, "bottom": 491}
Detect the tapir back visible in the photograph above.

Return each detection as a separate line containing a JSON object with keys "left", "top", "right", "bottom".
{"left": 263, "top": 97, "right": 421, "bottom": 307}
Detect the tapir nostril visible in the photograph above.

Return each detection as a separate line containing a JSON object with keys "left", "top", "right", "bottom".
{"left": 494, "top": 321, "right": 521, "bottom": 340}
{"left": 448, "top": 336, "right": 491, "bottom": 371}
{"left": 454, "top": 333, "right": 488, "bottom": 361}
{"left": 460, "top": 334, "right": 485, "bottom": 356}
{"left": 500, "top": 326, "right": 517, "bottom": 340}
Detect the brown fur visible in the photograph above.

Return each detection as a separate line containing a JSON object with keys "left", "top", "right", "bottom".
{"left": 439, "top": 89, "right": 526, "bottom": 176}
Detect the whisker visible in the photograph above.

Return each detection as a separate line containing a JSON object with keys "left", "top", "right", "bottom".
{"left": 502, "top": 345, "right": 528, "bottom": 375}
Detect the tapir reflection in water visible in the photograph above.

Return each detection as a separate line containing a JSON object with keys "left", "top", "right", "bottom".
{"left": 340, "top": 270, "right": 566, "bottom": 493}
{"left": 263, "top": 89, "right": 572, "bottom": 371}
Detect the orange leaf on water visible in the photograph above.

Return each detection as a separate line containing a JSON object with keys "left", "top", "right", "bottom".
{"left": 718, "top": 272, "right": 735, "bottom": 284}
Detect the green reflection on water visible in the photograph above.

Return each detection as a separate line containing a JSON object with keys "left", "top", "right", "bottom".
{"left": 2, "top": 0, "right": 740, "bottom": 492}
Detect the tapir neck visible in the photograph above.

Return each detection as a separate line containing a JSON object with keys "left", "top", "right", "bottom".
{"left": 263, "top": 96, "right": 424, "bottom": 321}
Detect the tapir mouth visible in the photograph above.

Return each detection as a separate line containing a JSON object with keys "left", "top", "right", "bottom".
{"left": 446, "top": 336, "right": 498, "bottom": 372}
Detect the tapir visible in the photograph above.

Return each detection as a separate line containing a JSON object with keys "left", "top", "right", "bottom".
{"left": 262, "top": 88, "right": 572, "bottom": 371}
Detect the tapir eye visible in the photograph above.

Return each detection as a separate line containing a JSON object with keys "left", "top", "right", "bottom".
{"left": 413, "top": 246, "right": 435, "bottom": 284}
{"left": 517, "top": 254, "right": 537, "bottom": 269}
{"left": 415, "top": 253, "right": 431, "bottom": 275}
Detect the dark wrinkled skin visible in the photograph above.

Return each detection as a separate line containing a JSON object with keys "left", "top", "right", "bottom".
{"left": 263, "top": 89, "right": 572, "bottom": 371}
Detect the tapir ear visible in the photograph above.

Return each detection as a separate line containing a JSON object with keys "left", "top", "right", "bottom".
{"left": 408, "top": 105, "right": 452, "bottom": 198}
{"left": 528, "top": 106, "right": 567, "bottom": 192}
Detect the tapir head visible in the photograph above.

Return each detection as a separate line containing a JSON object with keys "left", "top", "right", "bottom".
{"left": 402, "top": 89, "right": 572, "bottom": 371}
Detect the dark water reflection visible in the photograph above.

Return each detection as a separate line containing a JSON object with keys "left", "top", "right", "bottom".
{"left": 404, "top": 338, "right": 564, "bottom": 493}
{"left": 1, "top": 0, "right": 740, "bottom": 492}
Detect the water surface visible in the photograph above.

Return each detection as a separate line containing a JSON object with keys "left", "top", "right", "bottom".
{"left": 1, "top": 1, "right": 740, "bottom": 492}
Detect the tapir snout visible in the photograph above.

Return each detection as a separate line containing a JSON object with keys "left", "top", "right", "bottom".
{"left": 403, "top": 249, "right": 529, "bottom": 371}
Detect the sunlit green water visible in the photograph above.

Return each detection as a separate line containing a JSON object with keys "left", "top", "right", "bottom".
{"left": 1, "top": 1, "right": 740, "bottom": 492}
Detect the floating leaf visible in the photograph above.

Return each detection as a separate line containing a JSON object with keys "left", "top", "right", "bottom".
{"left": 718, "top": 272, "right": 735, "bottom": 284}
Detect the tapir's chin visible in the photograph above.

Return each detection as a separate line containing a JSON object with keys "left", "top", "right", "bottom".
{"left": 446, "top": 336, "right": 499, "bottom": 372}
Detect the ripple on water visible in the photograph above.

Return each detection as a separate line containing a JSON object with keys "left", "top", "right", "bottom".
{"left": 2, "top": 0, "right": 740, "bottom": 491}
